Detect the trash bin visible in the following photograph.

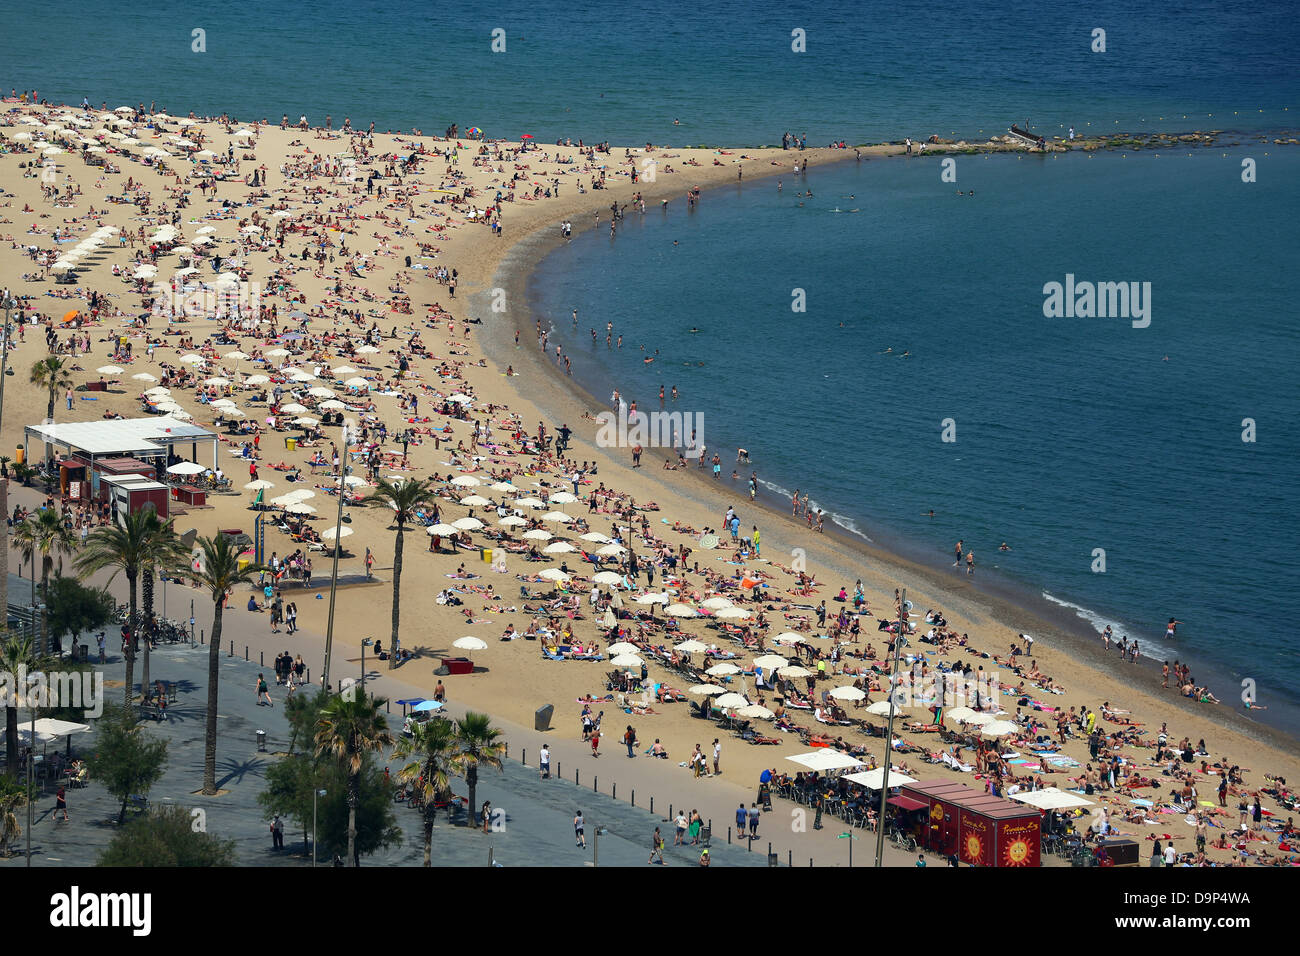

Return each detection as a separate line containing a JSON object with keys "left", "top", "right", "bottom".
{"left": 768, "top": 852, "right": 780, "bottom": 867}
{"left": 286, "top": 437, "right": 297, "bottom": 451}
{"left": 481, "top": 547, "right": 492, "bottom": 563}
{"left": 256, "top": 730, "right": 266, "bottom": 752}
{"left": 701, "top": 825, "right": 712, "bottom": 846}
{"left": 15, "top": 445, "right": 23, "bottom": 465}
{"left": 78, "top": 644, "right": 89, "bottom": 663}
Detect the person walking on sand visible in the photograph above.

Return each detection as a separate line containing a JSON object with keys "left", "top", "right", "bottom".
{"left": 590, "top": 727, "right": 600, "bottom": 758}
{"left": 966, "top": 550, "right": 975, "bottom": 576}
{"left": 954, "top": 539, "right": 963, "bottom": 567}
{"left": 574, "top": 810, "right": 586, "bottom": 848}
{"left": 712, "top": 738, "right": 721, "bottom": 775}
{"left": 540, "top": 743, "right": 551, "bottom": 779}
{"left": 257, "top": 673, "right": 273, "bottom": 707}
{"left": 54, "top": 785, "right": 69, "bottom": 822}
{"left": 624, "top": 724, "right": 636, "bottom": 758}
{"left": 365, "top": 547, "right": 374, "bottom": 579}
{"left": 674, "top": 809, "right": 688, "bottom": 846}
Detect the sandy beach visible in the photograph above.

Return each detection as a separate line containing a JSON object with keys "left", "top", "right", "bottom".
{"left": 2, "top": 102, "right": 1296, "bottom": 867}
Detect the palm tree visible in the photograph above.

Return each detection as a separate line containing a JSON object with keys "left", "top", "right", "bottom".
{"left": 75, "top": 510, "right": 186, "bottom": 707}
{"left": 454, "top": 712, "right": 505, "bottom": 828}
{"left": 363, "top": 478, "right": 435, "bottom": 668}
{"left": 186, "top": 534, "right": 266, "bottom": 795}
{"left": 0, "top": 633, "right": 46, "bottom": 779}
{"left": 315, "top": 694, "right": 394, "bottom": 866}
{"left": 11, "top": 509, "right": 76, "bottom": 656}
{"left": 391, "top": 717, "right": 458, "bottom": 866}
{"left": 29, "top": 356, "right": 75, "bottom": 457}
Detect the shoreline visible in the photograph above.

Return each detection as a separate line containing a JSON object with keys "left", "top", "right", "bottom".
{"left": 3, "top": 98, "right": 1296, "bottom": 868}
{"left": 467, "top": 154, "right": 1300, "bottom": 758}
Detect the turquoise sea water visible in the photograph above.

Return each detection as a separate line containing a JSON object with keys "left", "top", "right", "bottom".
{"left": 3, "top": 0, "right": 1296, "bottom": 145}
{"left": 527, "top": 146, "right": 1300, "bottom": 723}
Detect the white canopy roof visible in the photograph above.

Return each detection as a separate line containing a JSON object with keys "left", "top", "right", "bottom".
{"left": 25, "top": 417, "right": 217, "bottom": 456}
{"left": 843, "top": 768, "right": 917, "bottom": 790}
{"left": 1008, "top": 787, "right": 1094, "bottom": 810}
{"left": 786, "top": 750, "right": 864, "bottom": 772}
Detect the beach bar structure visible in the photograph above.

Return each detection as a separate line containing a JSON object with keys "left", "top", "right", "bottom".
{"left": 23, "top": 417, "right": 218, "bottom": 501}
{"left": 899, "top": 779, "right": 1042, "bottom": 867}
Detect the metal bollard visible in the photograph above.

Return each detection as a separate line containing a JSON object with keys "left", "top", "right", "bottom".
{"left": 576, "top": 769, "right": 580, "bottom": 788}
{"left": 260, "top": 651, "right": 264, "bottom": 665}
{"left": 631, "top": 790, "right": 635, "bottom": 807}
{"left": 228, "top": 640, "right": 233, "bottom": 657}
{"left": 245, "top": 645, "right": 249, "bottom": 661}
{"left": 593, "top": 776, "right": 597, "bottom": 793}
{"left": 728, "top": 827, "right": 732, "bottom": 845}
{"left": 612, "top": 783, "right": 615, "bottom": 800}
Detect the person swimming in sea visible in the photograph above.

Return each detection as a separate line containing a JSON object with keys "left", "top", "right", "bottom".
{"left": 688, "top": 327, "right": 701, "bottom": 333}
{"left": 879, "top": 347, "right": 893, "bottom": 354}
{"left": 999, "top": 542, "right": 1011, "bottom": 551}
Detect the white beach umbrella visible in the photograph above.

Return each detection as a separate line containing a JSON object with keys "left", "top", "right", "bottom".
{"left": 753, "top": 655, "right": 789, "bottom": 670}
{"left": 321, "top": 525, "right": 353, "bottom": 541}
{"left": 96, "top": 365, "right": 124, "bottom": 375}
{"left": 705, "top": 662, "right": 741, "bottom": 677}
{"left": 595, "top": 543, "right": 625, "bottom": 556}
{"left": 459, "top": 495, "right": 491, "bottom": 506}
{"left": 497, "top": 516, "right": 527, "bottom": 527}
{"left": 773, "top": 634, "right": 808, "bottom": 646}
{"left": 549, "top": 491, "right": 578, "bottom": 505}
{"left": 223, "top": 351, "right": 250, "bottom": 362}
{"left": 452, "top": 636, "right": 487, "bottom": 651}
{"left": 130, "top": 372, "right": 158, "bottom": 382}
{"left": 451, "top": 517, "right": 483, "bottom": 531}
{"left": 665, "top": 604, "right": 697, "bottom": 618}
{"left": 245, "top": 374, "right": 270, "bottom": 386}
{"left": 521, "top": 529, "right": 552, "bottom": 541}
{"left": 715, "top": 693, "right": 749, "bottom": 709}
{"left": 343, "top": 377, "right": 370, "bottom": 389}
{"left": 981, "top": 720, "right": 1020, "bottom": 738}
{"left": 204, "top": 376, "right": 230, "bottom": 387}
{"left": 513, "top": 496, "right": 544, "bottom": 509}
{"left": 700, "top": 597, "right": 734, "bottom": 610}
{"left": 538, "top": 568, "right": 570, "bottom": 582}
{"left": 634, "top": 593, "right": 668, "bottom": 605}
{"left": 332, "top": 365, "right": 358, "bottom": 376}
{"left": 166, "top": 461, "right": 207, "bottom": 476}
{"left": 278, "top": 403, "right": 309, "bottom": 414}
{"left": 541, "top": 511, "right": 572, "bottom": 524}
{"left": 829, "top": 686, "right": 867, "bottom": 701}
{"left": 245, "top": 479, "right": 276, "bottom": 491}
{"left": 285, "top": 503, "right": 317, "bottom": 515}
{"left": 543, "top": 542, "right": 577, "bottom": 554}
{"left": 865, "top": 700, "right": 909, "bottom": 716}
{"left": 318, "top": 400, "right": 347, "bottom": 411}
{"left": 144, "top": 386, "right": 171, "bottom": 396}
{"left": 490, "top": 482, "right": 516, "bottom": 492}
{"left": 580, "top": 532, "right": 613, "bottom": 544}
{"left": 282, "top": 489, "right": 316, "bottom": 502}
{"left": 336, "top": 475, "right": 369, "bottom": 488}
{"left": 354, "top": 345, "right": 380, "bottom": 354}
{"left": 610, "top": 654, "right": 644, "bottom": 668}
{"left": 715, "top": 607, "right": 752, "bottom": 620}
{"left": 689, "top": 685, "right": 727, "bottom": 696}
{"left": 736, "top": 705, "right": 774, "bottom": 720}
{"left": 606, "top": 642, "right": 639, "bottom": 655}
{"left": 179, "top": 353, "right": 207, "bottom": 365}
{"left": 777, "top": 665, "right": 813, "bottom": 679}
{"left": 591, "top": 571, "right": 624, "bottom": 585}
{"left": 674, "top": 639, "right": 709, "bottom": 653}
{"left": 293, "top": 417, "right": 320, "bottom": 427}
{"left": 427, "top": 523, "right": 458, "bottom": 536}
{"left": 450, "top": 475, "right": 481, "bottom": 487}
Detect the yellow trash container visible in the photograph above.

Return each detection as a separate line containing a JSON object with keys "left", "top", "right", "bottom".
{"left": 15, "top": 445, "right": 24, "bottom": 465}
{"left": 481, "top": 547, "right": 493, "bottom": 563}
{"left": 286, "top": 437, "right": 297, "bottom": 451}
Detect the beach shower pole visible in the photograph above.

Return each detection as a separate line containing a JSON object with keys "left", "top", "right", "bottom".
{"left": 322, "top": 421, "right": 354, "bottom": 691}
{"left": 874, "top": 588, "right": 907, "bottom": 868}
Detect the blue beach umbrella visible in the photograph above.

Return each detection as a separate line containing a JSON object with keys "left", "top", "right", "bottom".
{"left": 412, "top": 700, "right": 444, "bottom": 713}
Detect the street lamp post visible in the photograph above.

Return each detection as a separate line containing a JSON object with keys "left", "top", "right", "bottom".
{"left": 0, "top": 295, "right": 14, "bottom": 635}
{"left": 360, "top": 638, "right": 372, "bottom": 697}
{"left": 312, "top": 787, "right": 327, "bottom": 867}
{"left": 592, "top": 824, "right": 609, "bottom": 868}
{"left": 874, "top": 587, "right": 908, "bottom": 868}
{"left": 321, "top": 422, "right": 354, "bottom": 691}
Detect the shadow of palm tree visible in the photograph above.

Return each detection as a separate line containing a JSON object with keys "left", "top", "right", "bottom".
{"left": 216, "top": 755, "right": 270, "bottom": 790}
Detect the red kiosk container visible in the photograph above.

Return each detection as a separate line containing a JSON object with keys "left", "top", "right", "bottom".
{"left": 901, "top": 779, "right": 1042, "bottom": 867}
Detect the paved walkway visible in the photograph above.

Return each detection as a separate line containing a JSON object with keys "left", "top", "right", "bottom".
{"left": 3, "top": 641, "right": 764, "bottom": 867}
